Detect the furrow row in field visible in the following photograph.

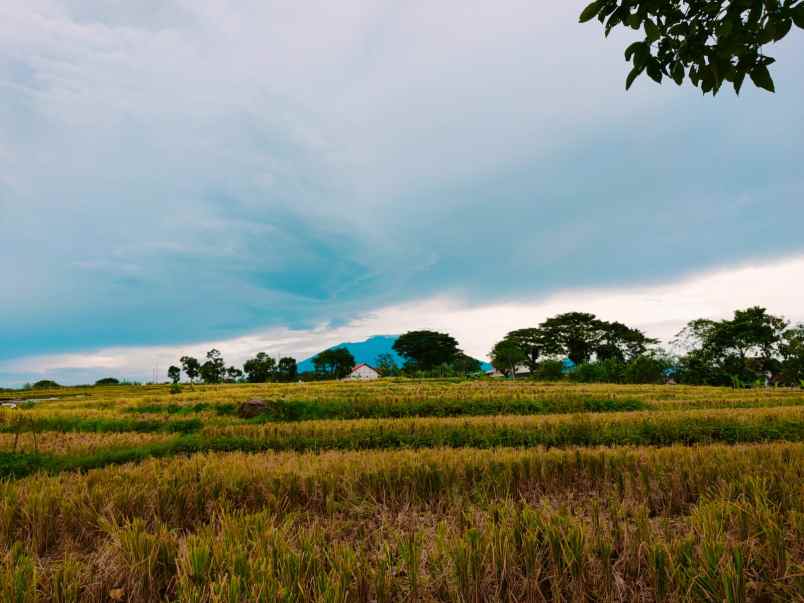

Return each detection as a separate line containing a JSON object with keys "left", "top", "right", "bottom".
{"left": 1, "top": 407, "right": 802, "bottom": 479}
{"left": 2, "top": 442, "right": 802, "bottom": 601}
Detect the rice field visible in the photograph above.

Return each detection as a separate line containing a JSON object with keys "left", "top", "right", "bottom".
{"left": 1, "top": 380, "right": 802, "bottom": 601}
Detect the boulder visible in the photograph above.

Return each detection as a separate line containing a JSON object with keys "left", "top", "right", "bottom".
{"left": 238, "top": 398, "right": 268, "bottom": 419}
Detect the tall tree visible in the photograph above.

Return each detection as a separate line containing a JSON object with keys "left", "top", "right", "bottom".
{"left": 675, "top": 306, "right": 788, "bottom": 384}
{"left": 579, "top": 0, "right": 804, "bottom": 95}
{"left": 277, "top": 357, "right": 298, "bottom": 382}
{"left": 179, "top": 356, "right": 200, "bottom": 385}
{"left": 539, "top": 312, "right": 603, "bottom": 364}
{"left": 501, "top": 328, "right": 545, "bottom": 374}
{"left": 375, "top": 353, "right": 400, "bottom": 377}
{"left": 393, "top": 331, "right": 459, "bottom": 371}
{"left": 199, "top": 349, "right": 226, "bottom": 384}
{"left": 225, "top": 366, "right": 243, "bottom": 383}
{"left": 779, "top": 324, "right": 804, "bottom": 385}
{"left": 595, "top": 321, "right": 657, "bottom": 362}
{"left": 313, "top": 347, "right": 356, "bottom": 379}
{"left": 451, "top": 352, "right": 482, "bottom": 376}
{"left": 490, "top": 340, "right": 528, "bottom": 379}
{"left": 243, "top": 352, "right": 277, "bottom": 383}
{"left": 167, "top": 365, "right": 181, "bottom": 385}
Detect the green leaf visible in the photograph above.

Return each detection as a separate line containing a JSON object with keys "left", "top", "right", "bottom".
{"left": 646, "top": 60, "right": 663, "bottom": 83}
{"left": 627, "top": 13, "right": 641, "bottom": 29}
{"left": 701, "top": 67, "right": 714, "bottom": 94}
{"left": 749, "top": 65, "right": 775, "bottom": 92}
{"left": 672, "top": 62, "right": 685, "bottom": 85}
{"left": 793, "top": 4, "right": 804, "bottom": 29}
{"left": 579, "top": 1, "right": 601, "bottom": 23}
{"left": 625, "top": 65, "right": 644, "bottom": 90}
{"left": 624, "top": 41, "right": 644, "bottom": 61}
{"left": 633, "top": 43, "right": 650, "bottom": 70}
{"left": 733, "top": 71, "right": 746, "bottom": 95}
{"left": 774, "top": 18, "right": 792, "bottom": 40}
{"left": 689, "top": 66, "right": 700, "bottom": 87}
{"left": 644, "top": 18, "right": 660, "bottom": 41}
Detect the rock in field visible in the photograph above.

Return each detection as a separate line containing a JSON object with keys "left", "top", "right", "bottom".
{"left": 238, "top": 398, "right": 268, "bottom": 418}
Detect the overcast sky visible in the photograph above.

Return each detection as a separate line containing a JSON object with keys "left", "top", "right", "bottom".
{"left": 2, "top": 1, "right": 803, "bottom": 386}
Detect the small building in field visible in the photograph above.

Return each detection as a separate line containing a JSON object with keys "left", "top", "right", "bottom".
{"left": 346, "top": 363, "right": 380, "bottom": 380}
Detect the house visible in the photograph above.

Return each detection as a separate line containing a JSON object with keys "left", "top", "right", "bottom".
{"left": 346, "top": 363, "right": 380, "bottom": 380}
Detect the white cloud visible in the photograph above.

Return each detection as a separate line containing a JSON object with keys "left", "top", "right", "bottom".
{"left": 2, "top": 1, "right": 803, "bottom": 372}
{"left": 4, "top": 253, "right": 803, "bottom": 386}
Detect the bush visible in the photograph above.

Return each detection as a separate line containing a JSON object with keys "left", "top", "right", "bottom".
{"left": 95, "top": 377, "right": 120, "bottom": 386}
{"left": 534, "top": 360, "right": 564, "bottom": 380}
{"left": 570, "top": 359, "right": 626, "bottom": 383}
{"left": 623, "top": 355, "right": 668, "bottom": 384}
{"left": 32, "top": 380, "right": 59, "bottom": 389}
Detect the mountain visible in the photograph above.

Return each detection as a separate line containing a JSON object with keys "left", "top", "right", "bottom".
{"left": 297, "top": 335, "right": 492, "bottom": 373}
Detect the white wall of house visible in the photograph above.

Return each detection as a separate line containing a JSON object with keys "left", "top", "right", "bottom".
{"left": 347, "top": 364, "right": 380, "bottom": 380}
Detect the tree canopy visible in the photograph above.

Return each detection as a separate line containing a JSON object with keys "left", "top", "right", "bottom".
{"left": 493, "top": 312, "right": 656, "bottom": 371}
{"left": 167, "top": 365, "right": 181, "bottom": 385}
{"left": 32, "top": 379, "right": 60, "bottom": 389}
{"left": 490, "top": 340, "right": 528, "bottom": 378}
{"left": 313, "top": 347, "right": 356, "bottom": 379}
{"left": 580, "top": 0, "right": 804, "bottom": 94}
{"left": 179, "top": 356, "right": 200, "bottom": 384}
{"left": 276, "top": 357, "right": 298, "bottom": 382}
{"left": 393, "top": 330, "right": 460, "bottom": 371}
{"left": 674, "top": 306, "right": 793, "bottom": 384}
{"left": 500, "top": 328, "right": 545, "bottom": 374}
{"left": 243, "top": 352, "right": 277, "bottom": 383}
{"left": 199, "top": 349, "right": 226, "bottom": 384}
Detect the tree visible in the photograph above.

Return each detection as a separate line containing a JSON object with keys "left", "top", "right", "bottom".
{"left": 501, "top": 328, "right": 545, "bottom": 374}
{"left": 451, "top": 352, "right": 482, "bottom": 376}
{"left": 595, "top": 321, "right": 657, "bottom": 362}
{"left": 32, "top": 379, "right": 59, "bottom": 389}
{"left": 180, "top": 356, "right": 201, "bottom": 385}
{"left": 375, "top": 353, "right": 400, "bottom": 377}
{"left": 243, "top": 352, "right": 277, "bottom": 383}
{"left": 225, "top": 366, "right": 243, "bottom": 383}
{"left": 94, "top": 377, "right": 120, "bottom": 386}
{"left": 167, "top": 365, "right": 181, "bottom": 385}
{"left": 393, "top": 331, "right": 459, "bottom": 371}
{"left": 539, "top": 312, "right": 603, "bottom": 364}
{"left": 276, "top": 357, "right": 298, "bottom": 382}
{"left": 779, "top": 324, "right": 804, "bottom": 385}
{"left": 579, "top": 0, "right": 804, "bottom": 95}
{"left": 199, "top": 349, "right": 226, "bottom": 384}
{"left": 490, "top": 340, "right": 528, "bottom": 379}
{"left": 674, "top": 306, "right": 788, "bottom": 384}
{"left": 313, "top": 347, "right": 355, "bottom": 379}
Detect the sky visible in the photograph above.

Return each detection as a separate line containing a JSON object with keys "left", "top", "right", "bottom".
{"left": 2, "top": 1, "right": 803, "bottom": 386}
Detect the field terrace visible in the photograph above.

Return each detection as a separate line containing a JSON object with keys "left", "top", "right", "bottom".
{"left": 0, "top": 380, "right": 802, "bottom": 601}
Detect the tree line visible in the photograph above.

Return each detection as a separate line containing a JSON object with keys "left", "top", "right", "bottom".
{"left": 307, "top": 332, "right": 483, "bottom": 379}
{"left": 489, "top": 307, "right": 804, "bottom": 387}
{"left": 169, "top": 350, "right": 298, "bottom": 385}
{"left": 165, "top": 306, "right": 804, "bottom": 387}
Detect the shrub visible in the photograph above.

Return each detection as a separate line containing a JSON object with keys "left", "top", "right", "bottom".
{"left": 534, "top": 360, "right": 564, "bottom": 380}
{"left": 623, "top": 355, "right": 668, "bottom": 384}
{"left": 32, "top": 380, "right": 59, "bottom": 389}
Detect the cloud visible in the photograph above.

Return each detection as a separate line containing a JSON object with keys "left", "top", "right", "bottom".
{"left": 2, "top": 1, "right": 803, "bottom": 368}
{"left": 4, "top": 253, "right": 803, "bottom": 386}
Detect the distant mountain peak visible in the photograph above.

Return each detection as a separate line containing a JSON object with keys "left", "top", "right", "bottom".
{"left": 297, "top": 335, "right": 404, "bottom": 372}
